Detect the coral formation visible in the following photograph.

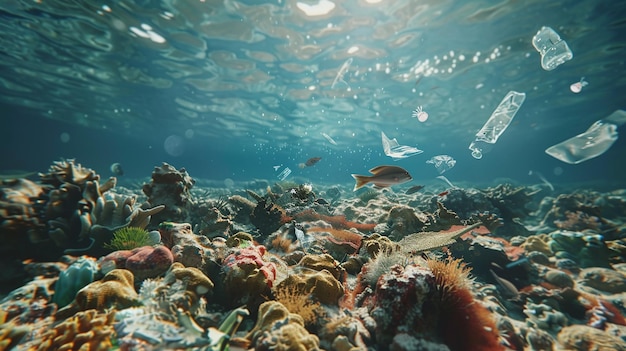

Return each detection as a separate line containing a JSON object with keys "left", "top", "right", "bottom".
{"left": 20, "top": 309, "right": 117, "bottom": 351}
{"left": 56, "top": 269, "right": 139, "bottom": 319}
{"left": 247, "top": 301, "right": 322, "bottom": 350}
{"left": 52, "top": 256, "right": 99, "bottom": 308}
{"left": 222, "top": 245, "right": 278, "bottom": 307}
{"left": 277, "top": 267, "right": 344, "bottom": 305}
{"left": 142, "top": 162, "right": 196, "bottom": 223}
{"left": 101, "top": 245, "right": 174, "bottom": 282}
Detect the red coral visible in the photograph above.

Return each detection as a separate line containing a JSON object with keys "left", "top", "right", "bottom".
{"left": 292, "top": 209, "right": 376, "bottom": 231}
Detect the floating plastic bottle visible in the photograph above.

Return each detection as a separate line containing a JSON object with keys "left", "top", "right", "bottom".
{"left": 532, "top": 26, "right": 573, "bottom": 71}
{"left": 469, "top": 91, "right": 526, "bottom": 159}
{"left": 545, "top": 110, "right": 626, "bottom": 164}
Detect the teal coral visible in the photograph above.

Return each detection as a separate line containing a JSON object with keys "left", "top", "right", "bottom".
{"left": 52, "top": 256, "right": 99, "bottom": 308}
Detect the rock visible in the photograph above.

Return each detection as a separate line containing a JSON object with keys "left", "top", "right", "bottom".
{"left": 579, "top": 267, "right": 626, "bottom": 294}
{"left": 558, "top": 324, "right": 626, "bottom": 351}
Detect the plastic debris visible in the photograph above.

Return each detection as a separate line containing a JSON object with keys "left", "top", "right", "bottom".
{"left": 276, "top": 167, "right": 292, "bottom": 180}
{"left": 411, "top": 106, "right": 429, "bottom": 122}
{"left": 469, "top": 91, "right": 526, "bottom": 159}
{"left": 321, "top": 132, "right": 338, "bottom": 145}
{"left": 436, "top": 175, "right": 458, "bottom": 189}
{"left": 570, "top": 77, "right": 588, "bottom": 93}
{"left": 545, "top": 110, "right": 626, "bottom": 164}
{"left": 381, "top": 131, "right": 423, "bottom": 160}
{"left": 426, "top": 155, "right": 456, "bottom": 174}
{"left": 532, "top": 26, "right": 573, "bottom": 71}
{"left": 331, "top": 57, "right": 353, "bottom": 89}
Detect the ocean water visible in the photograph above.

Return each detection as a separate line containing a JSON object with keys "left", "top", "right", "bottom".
{"left": 1, "top": 0, "right": 625, "bottom": 187}
{"left": 3, "top": 2, "right": 626, "bottom": 350}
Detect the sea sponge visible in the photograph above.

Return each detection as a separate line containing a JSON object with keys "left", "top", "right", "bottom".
{"left": 276, "top": 267, "right": 344, "bottom": 305}
{"left": 164, "top": 262, "right": 214, "bottom": 296}
{"left": 297, "top": 253, "right": 345, "bottom": 280}
{"left": 521, "top": 234, "right": 553, "bottom": 256}
{"left": 247, "top": 301, "right": 321, "bottom": 350}
{"left": 361, "top": 234, "right": 398, "bottom": 258}
{"left": 55, "top": 269, "right": 139, "bottom": 320}
{"left": 124, "top": 245, "right": 174, "bottom": 282}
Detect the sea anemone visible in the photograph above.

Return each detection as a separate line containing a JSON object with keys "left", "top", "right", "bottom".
{"left": 104, "top": 227, "right": 152, "bottom": 251}
{"left": 425, "top": 257, "right": 503, "bottom": 351}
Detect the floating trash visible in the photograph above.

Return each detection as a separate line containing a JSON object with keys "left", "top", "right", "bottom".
{"left": 426, "top": 155, "right": 456, "bottom": 174}
{"left": 331, "top": 57, "right": 353, "bottom": 89}
{"left": 276, "top": 167, "right": 292, "bottom": 181}
{"left": 381, "top": 132, "right": 423, "bottom": 160}
{"left": 469, "top": 91, "right": 526, "bottom": 159}
{"left": 532, "top": 26, "right": 573, "bottom": 71}
{"left": 411, "top": 106, "right": 429, "bottom": 122}
{"left": 570, "top": 77, "right": 588, "bottom": 93}
{"left": 321, "top": 132, "right": 338, "bottom": 145}
{"left": 545, "top": 110, "right": 626, "bottom": 164}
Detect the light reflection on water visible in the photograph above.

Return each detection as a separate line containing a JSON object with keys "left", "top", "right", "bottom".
{"left": 1, "top": 0, "right": 625, "bottom": 182}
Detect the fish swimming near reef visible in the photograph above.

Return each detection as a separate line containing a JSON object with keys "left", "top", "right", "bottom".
{"left": 351, "top": 165, "right": 412, "bottom": 191}
{"left": 405, "top": 185, "right": 424, "bottom": 194}
{"left": 298, "top": 157, "right": 321, "bottom": 169}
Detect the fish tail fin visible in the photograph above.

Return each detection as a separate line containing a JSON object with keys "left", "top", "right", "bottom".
{"left": 298, "top": 163, "right": 306, "bottom": 169}
{"left": 351, "top": 174, "right": 370, "bottom": 191}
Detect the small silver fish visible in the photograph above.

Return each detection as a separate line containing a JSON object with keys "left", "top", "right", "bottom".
{"left": 405, "top": 185, "right": 424, "bottom": 194}
{"left": 351, "top": 165, "right": 412, "bottom": 191}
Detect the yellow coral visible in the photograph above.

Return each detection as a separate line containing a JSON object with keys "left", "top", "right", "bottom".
{"left": 276, "top": 268, "right": 344, "bottom": 305}
{"left": 26, "top": 309, "right": 115, "bottom": 351}
{"left": 55, "top": 269, "right": 139, "bottom": 319}
{"left": 164, "top": 262, "right": 214, "bottom": 295}
{"left": 247, "top": 301, "right": 321, "bottom": 350}
{"left": 273, "top": 284, "right": 323, "bottom": 326}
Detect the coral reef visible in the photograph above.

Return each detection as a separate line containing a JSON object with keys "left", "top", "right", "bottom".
{"left": 222, "top": 245, "right": 278, "bottom": 308}
{"left": 142, "top": 162, "right": 195, "bottom": 223}
{"left": 247, "top": 301, "right": 322, "bottom": 351}
{"left": 56, "top": 269, "right": 139, "bottom": 319}
{"left": 20, "top": 309, "right": 117, "bottom": 351}
{"left": 0, "top": 159, "right": 164, "bottom": 262}
{"left": 52, "top": 256, "right": 99, "bottom": 308}
{"left": 101, "top": 245, "right": 174, "bottom": 282}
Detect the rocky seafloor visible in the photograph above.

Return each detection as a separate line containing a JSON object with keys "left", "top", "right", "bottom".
{"left": 1, "top": 159, "right": 626, "bottom": 351}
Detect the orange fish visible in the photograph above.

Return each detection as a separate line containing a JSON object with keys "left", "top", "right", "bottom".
{"left": 438, "top": 191, "right": 449, "bottom": 196}
{"left": 352, "top": 165, "right": 412, "bottom": 191}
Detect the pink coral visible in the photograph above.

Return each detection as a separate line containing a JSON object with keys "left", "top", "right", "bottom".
{"left": 101, "top": 245, "right": 173, "bottom": 282}
{"left": 222, "top": 245, "right": 278, "bottom": 307}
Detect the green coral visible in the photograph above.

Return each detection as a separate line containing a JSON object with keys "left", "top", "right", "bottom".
{"left": 104, "top": 227, "right": 152, "bottom": 251}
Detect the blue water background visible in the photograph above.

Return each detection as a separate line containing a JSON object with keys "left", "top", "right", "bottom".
{"left": 1, "top": 0, "right": 625, "bottom": 187}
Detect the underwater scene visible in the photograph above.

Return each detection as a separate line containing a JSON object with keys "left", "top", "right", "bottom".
{"left": 1, "top": 0, "right": 626, "bottom": 350}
